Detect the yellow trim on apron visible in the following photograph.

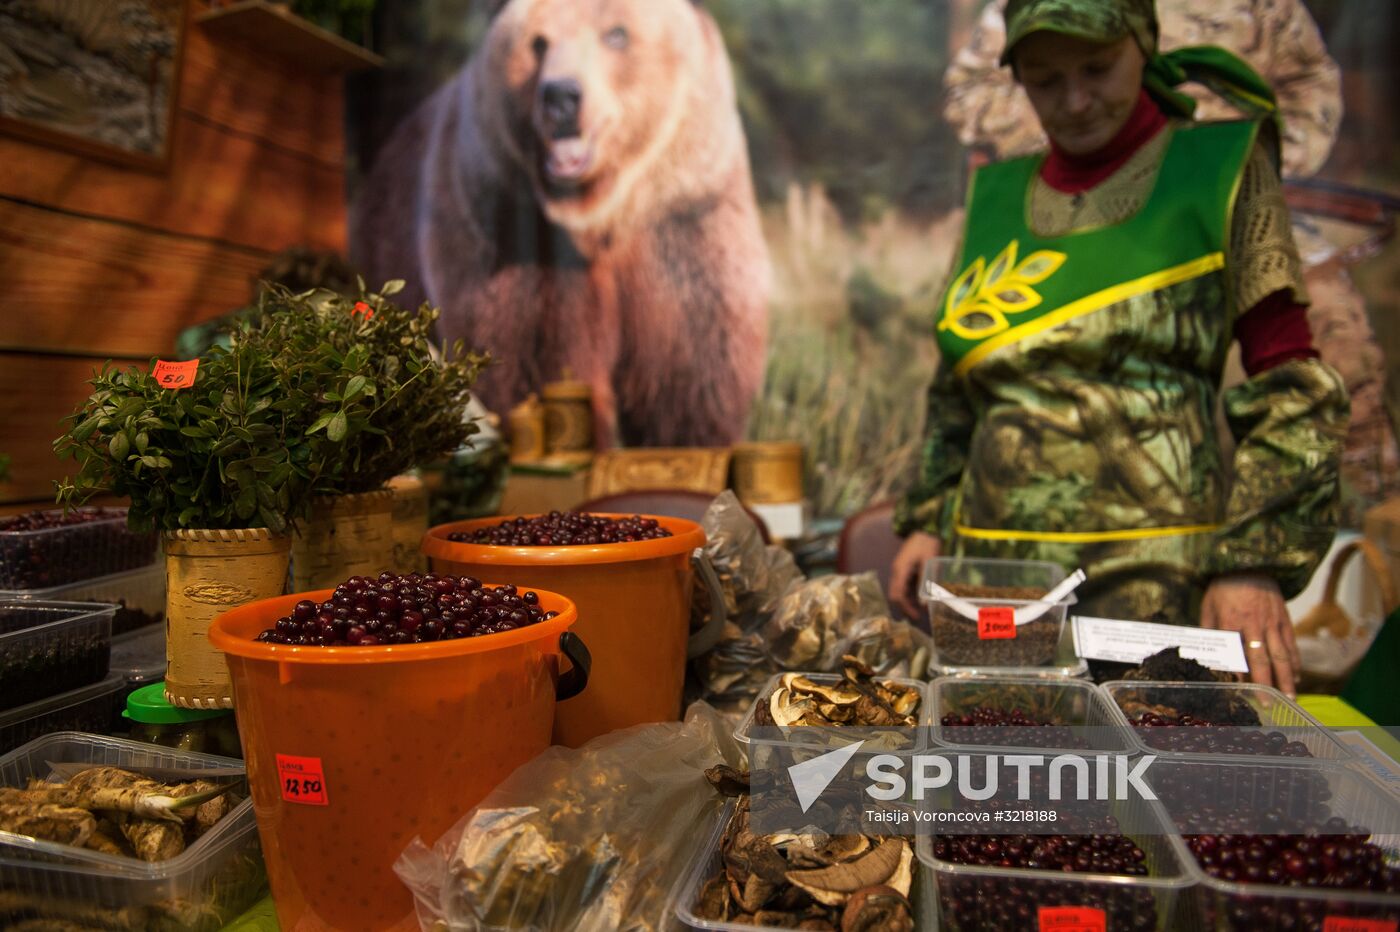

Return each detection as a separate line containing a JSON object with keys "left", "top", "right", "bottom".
{"left": 952, "top": 252, "right": 1226, "bottom": 377}
{"left": 954, "top": 522, "right": 1223, "bottom": 544}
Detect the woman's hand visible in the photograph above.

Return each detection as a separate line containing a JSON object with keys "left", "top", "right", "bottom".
{"left": 890, "top": 532, "right": 941, "bottom": 618}
{"left": 1200, "top": 573, "right": 1301, "bottom": 697}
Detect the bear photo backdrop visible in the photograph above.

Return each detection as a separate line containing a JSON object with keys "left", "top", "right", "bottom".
{"left": 348, "top": 0, "right": 1400, "bottom": 522}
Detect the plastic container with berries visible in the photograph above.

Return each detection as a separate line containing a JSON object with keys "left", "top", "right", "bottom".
{"left": 0, "top": 507, "right": 158, "bottom": 590}
{"left": 0, "top": 599, "right": 114, "bottom": 711}
{"left": 915, "top": 763, "right": 1198, "bottom": 931}
{"left": 1102, "top": 681, "right": 1354, "bottom": 763}
{"left": 929, "top": 675, "right": 1134, "bottom": 754}
{"left": 921, "top": 557, "right": 1079, "bottom": 674}
{"left": 0, "top": 731, "right": 265, "bottom": 932}
{"left": 1, "top": 562, "right": 165, "bottom": 637}
{"left": 0, "top": 675, "right": 126, "bottom": 755}
{"left": 733, "top": 670, "right": 932, "bottom": 752}
{"left": 1143, "top": 758, "right": 1400, "bottom": 930}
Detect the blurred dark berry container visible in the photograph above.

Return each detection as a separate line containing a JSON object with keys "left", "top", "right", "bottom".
{"left": 0, "top": 675, "right": 124, "bottom": 754}
{"left": 422, "top": 513, "right": 724, "bottom": 747}
{"left": 1, "top": 563, "right": 165, "bottom": 637}
{"left": 1102, "top": 681, "right": 1355, "bottom": 763}
{"left": 209, "top": 586, "right": 588, "bottom": 932}
{"left": 0, "top": 600, "right": 114, "bottom": 711}
{"left": 0, "top": 507, "right": 157, "bottom": 590}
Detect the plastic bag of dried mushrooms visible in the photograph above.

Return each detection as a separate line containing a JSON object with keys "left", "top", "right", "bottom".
{"left": 394, "top": 702, "right": 745, "bottom": 932}
{"left": 688, "top": 492, "right": 930, "bottom": 714}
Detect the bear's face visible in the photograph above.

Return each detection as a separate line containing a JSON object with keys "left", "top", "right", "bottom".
{"left": 487, "top": 0, "right": 707, "bottom": 233}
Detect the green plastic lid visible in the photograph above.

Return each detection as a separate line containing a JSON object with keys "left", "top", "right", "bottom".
{"left": 123, "top": 681, "right": 232, "bottom": 724}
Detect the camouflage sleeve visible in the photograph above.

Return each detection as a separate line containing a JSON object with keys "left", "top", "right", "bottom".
{"left": 894, "top": 359, "right": 976, "bottom": 538}
{"left": 1204, "top": 357, "right": 1350, "bottom": 598}
{"left": 1260, "top": 0, "right": 1343, "bottom": 178}
{"left": 943, "top": 0, "right": 1048, "bottom": 160}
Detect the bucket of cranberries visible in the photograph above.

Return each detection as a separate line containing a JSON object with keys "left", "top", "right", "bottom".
{"left": 208, "top": 571, "right": 590, "bottom": 931}
{"left": 421, "top": 512, "right": 726, "bottom": 748}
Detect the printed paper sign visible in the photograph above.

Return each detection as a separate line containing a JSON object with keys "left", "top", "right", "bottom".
{"left": 151, "top": 358, "right": 198, "bottom": 389}
{"left": 1072, "top": 615, "right": 1248, "bottom": 673}
{"left": 978, "top": 606, "right": 1016, "bottom": 640}
{"left": 1039, "top": 906, "right": 1106, "bottom": 932}
{"left": 276, "top": 754, "right": 329, "bottom": 806}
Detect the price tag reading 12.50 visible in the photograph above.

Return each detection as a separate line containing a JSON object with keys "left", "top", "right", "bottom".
{"left": 1038, "top": 906, "right": 1107, "bottom": 932}
{"left": 978, "top": 605, "right": 1016, "bottom": 640}
{"left": 276, "top": 754, "right": 328, "bottom": 806}
{"left": 151, "top": 358, "right": 199, "bottom": 390}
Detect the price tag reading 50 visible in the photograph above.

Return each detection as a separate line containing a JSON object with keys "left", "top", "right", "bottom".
{"left": 151, "top": 359, "right": 199, "bottom": 390}
{"left": 276, "top": 754, "right": 329, "bottom": 806}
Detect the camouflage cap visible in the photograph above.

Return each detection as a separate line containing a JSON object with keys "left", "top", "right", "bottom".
{"left": 1000, "top": 0, "right": 1159, "bottom": 66}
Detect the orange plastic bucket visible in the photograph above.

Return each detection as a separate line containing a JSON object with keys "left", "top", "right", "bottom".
{"left": 210, "top": 587, "right": 589, "bottom": 932}
{"left": 421, "top": 514, "right": 724, "bottom": 747}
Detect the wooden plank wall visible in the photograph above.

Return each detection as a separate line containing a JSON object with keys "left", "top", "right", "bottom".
{"left": 0, "top": 0, "right": 346, "bottom": 508}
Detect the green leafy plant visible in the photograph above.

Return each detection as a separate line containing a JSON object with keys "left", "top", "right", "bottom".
{"left": 54, "top": 281, "right": 486, "bottom": 532}
{"left": 237, "top": 280, "right": 489, "bottom": 497}
{"left": 53, "top": 342, "right": 341, "bottom": 533}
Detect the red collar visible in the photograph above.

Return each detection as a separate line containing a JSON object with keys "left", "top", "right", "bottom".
{"left": 1039, "top": 90, "right": 1168, "bottom": 194}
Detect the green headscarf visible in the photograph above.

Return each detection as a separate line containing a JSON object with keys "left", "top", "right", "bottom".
{"left": 1001, "top": 0, "right": 1280, "bottom": 128}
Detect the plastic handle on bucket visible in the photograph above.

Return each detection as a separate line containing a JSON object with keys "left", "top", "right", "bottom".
{"left": 556, "top": 631, "right": 592, "bottom": 701}
{"left": 687, "top": 547, "right": 728, "bottom": 659}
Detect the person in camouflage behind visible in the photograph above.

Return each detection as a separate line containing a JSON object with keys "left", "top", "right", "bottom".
{"left": 943, "top": 0, "right": 1399, "bottom": 514}
{"left": 890, "top": 0, "right": 1350, "bottom": 696}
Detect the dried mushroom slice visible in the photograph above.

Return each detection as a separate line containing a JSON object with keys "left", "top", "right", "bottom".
{"left": 705, "top": 765, "right": 750, "bottom": 797}
{"left": 760, "top": 660, "right": 920, "bottom": 731}
{"left": 785, "top": 838, "right": 909, "bottom": 907}
{"left": 840, "top": 885, "right": 914, "bottom": 932}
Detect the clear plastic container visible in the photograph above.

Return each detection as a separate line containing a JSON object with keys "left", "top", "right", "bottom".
{"left": 671, "top": 799, "right": 925, "bottom": 931}
{"left": 929, "top": 675, "right": 1133, "bottom": 754}
{"left": 1, "top": 562, "right": 166, "bottom": 636}
{"left": 0, "top": 675, "right": 126, "bottom": 755}
{"left": 0, "top": 507, "right": 157, "bottom": 590}
{"left": 111, "top": 624, "right": 168, "bottom": 712}
{"left": 1102, "top": 681, "right": 1354, "bottom": 762}
{"left": 1143, "top": 758, "right": 1400, "bottom": 931}
{"left": 0, "top": 731, "right": 265, "bottom": 932}
{"left": 0, "top": 599, "right": 114, "bottom": 710}
{"left": 921, "top": 558, "right": 1076, "bottom": 671}
{"left": 733, "top": 670, "right": 931, "bottom": 752}
{"left": 915, "top": 783, "right": 1196, "bottom": 931}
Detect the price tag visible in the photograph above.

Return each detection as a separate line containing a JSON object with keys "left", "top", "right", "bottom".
{"left": 151, "top": 359, "right": 198, "bottom": 389}
{"left": 1323, "top": 918, "right": 1397, "bottom": 932}
{"left": 352, "top": 301, "right": 374, "bottom": 319}
{"left": 978, "top": 605, "right": 1016, "bottom": 639}
{"left": 276, "top": 754, "right": 328, "bottom": 806}
{"left": 1038, "top": 906, "right": 1107, "bottom": 932}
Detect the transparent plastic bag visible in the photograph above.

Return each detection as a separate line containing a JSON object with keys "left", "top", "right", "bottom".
{"left": 687, "top": 492, "right": 930, "bottom": 710}
{"left": 394, "top": 703, "right": 744, "bottom": 932}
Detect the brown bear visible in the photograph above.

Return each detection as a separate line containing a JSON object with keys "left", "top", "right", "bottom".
{"left": 352, "top": 0, "right": 771, "bottom": 448}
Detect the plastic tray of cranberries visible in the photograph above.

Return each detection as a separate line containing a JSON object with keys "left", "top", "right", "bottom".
{"left": 254, "top": 572, "right": 559, "bottom": 646}
{"left": 0, "top": 507, "right": 158, "bottom": 591}
{"left": 1144, "top": 759, "right": 1400, "bottom": 930}
{"left": 916, "top": 793, "right": 1196, "bottom": 931}
{"left": 1102, "top": 680, "right": 1354, "bottom": 762}
{"left": 929, "top": 675, "right": 1134, "bottom": 753}
{"left": 446, "top": 512, "right": 672, "bottom": 546}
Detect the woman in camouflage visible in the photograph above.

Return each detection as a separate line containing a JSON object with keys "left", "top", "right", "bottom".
{"left": 889, "top": 0, "right": 1349, "bottom": 696}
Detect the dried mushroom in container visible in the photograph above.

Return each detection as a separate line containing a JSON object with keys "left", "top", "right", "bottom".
{"left": 754, "top": 656, "right": 921, "bottom": 729}
{"left": 692, "top": 765, "right": 915, "bottom": 931}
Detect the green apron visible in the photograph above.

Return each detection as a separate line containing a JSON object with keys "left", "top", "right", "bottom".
{"left": 936, "top": 121, "right": 1258, "bottom": 624}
